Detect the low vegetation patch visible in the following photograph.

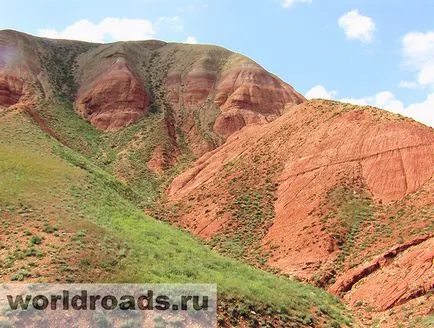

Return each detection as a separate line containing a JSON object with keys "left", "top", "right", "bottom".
{"left": 0, "top": 112, "right": 353, "bottom": 326}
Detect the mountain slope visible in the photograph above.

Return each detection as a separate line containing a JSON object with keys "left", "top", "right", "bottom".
{"left": 0, "top": 106, "right": 354, "bottom": 327}
{"left": 165, "top": 99, "right": 434, "bottom": 326}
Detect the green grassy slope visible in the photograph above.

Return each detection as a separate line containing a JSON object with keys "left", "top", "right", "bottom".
{"left": 0, "top": 110, "right": 353, "bottom": 326}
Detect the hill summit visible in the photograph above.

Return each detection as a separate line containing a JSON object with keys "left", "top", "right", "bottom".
{"left": 0, "top": 29, "right": 304, "bottom": 157}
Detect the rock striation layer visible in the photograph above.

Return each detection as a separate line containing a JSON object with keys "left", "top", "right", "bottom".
{"left": 75, "top": 57, "right": 149, "bottom": 131}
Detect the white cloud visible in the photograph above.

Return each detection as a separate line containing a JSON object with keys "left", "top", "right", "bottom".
{"left": 155, "top": 16, "right": 183, "bottom": 33}
{"left": 305, "top": 85, "right": 337, "bottom": 100}
{"left": 306, "top": 85, "right": 433, "bottom": 127}
{"left": 418, "top": 65, "right": 434, "bottom": 87}
{"left": 184, "top": 36, "right": 198, "bottom": 44}
{"left": 38, "top": 18, "right": 155, "bottom": 43}
{"left": 281, "top": 0, "right": 312, "bottom": 9}
{"left": 402, "top": 31, "right": 434, "bottom": 88}
{"left": 405, "top": 93, "right": 434, "bottom": 127}
{"left": 338, "top": 10, "right": 376, "bottom": 43}
{"left": 402, "top": 31, "right": 434, "bottom": 68}
{"left": 38, "top": 16, "right": 186, "bottom": 43}
{"left": 38, "top": 17, "right": 200, "bottom": 46}
{"left": 372, "top": 91, "right": 405, "bottom": 112}
{"left": 399, "top": 81, "right": 419, "bottom": 89}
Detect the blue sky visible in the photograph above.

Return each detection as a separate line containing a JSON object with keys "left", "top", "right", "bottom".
{"left": 1, "top": 0, "right": 433, "bottom": 126}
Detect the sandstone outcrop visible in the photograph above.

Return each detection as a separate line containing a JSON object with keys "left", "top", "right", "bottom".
{"left": 329, "top": 234, "right": 434, "bottom": 311}
{"left": 0, "top": 74, "right": 24, "bottom": 107}
{"left": 69, "top": 41, "right": 305, "bottom": 151}
{"left": 75, "top": 58, "right": 149, "bottom": 131}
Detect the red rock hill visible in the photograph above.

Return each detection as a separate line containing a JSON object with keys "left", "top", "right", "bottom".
{"left": 0, "top": 30, "right": 304, "bottom": 158}
{"left": 166, "top": 99, "right": 434, "bottom": 325}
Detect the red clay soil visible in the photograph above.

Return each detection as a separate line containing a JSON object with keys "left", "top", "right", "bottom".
{"left": 0, "top": 74, "right": 24, "bottom": 106}
{"left": 166, "top": 68, "right": 217, "bottom": 108}
{"left": 75, "top": 57, "right": 149, "bottom": 131}
{"left": 332, "top": 235, "right": 434, "bottom": 327}
{"left": 329, "top": 235, "right": 434, "bottom": 300}
{"left": 147, "top": 143, "right": 180, "bottom": 175}
{"left": 265, "top": 110, "right": 433, "bottom": 279}
{"left": 166, "top": 99, "right": 434, "bottom": 324}
{"left": 212, "top": 64, "right": 305, "bottom": 138}
{"left": 147, "top": 145, "right": 167, "bottom": 175}
{"left": 168, "top": 100, "right": 433, "bottom": 238}
{"left": 22, "top": 106, "right": 65, "bottom": 143}
{"left": 0, "top": 68, "right": 38, "bottom": 110}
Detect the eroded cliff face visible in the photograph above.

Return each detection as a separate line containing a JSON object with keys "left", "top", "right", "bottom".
{"left": 75, "top": 57, "right": 149, "bottom": 131}
{"left": 329, "top": 231, "right": 434, "bottom": 327}
{"left": 0, "top": 75, "right": 24, "bottom": 107}
{"left": 157, "top": 47, "right": 305, "bottom": 156}
{"left": 213, "top": 64, "right": 305, "bottom": 137}
{"left": 1, "top": 35, "right": 23, "bottom": 108}
{"left": 0, "top": 31, "right": 43, "bottom": 109}
{"left": 166, "top": 68, "right": 217, "bottom": 108}
{"left": 329, "top": 233, "right": 434, "bottom": 311}
{"left": 165, "top": 57, "right": 305, "bottom": 145}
